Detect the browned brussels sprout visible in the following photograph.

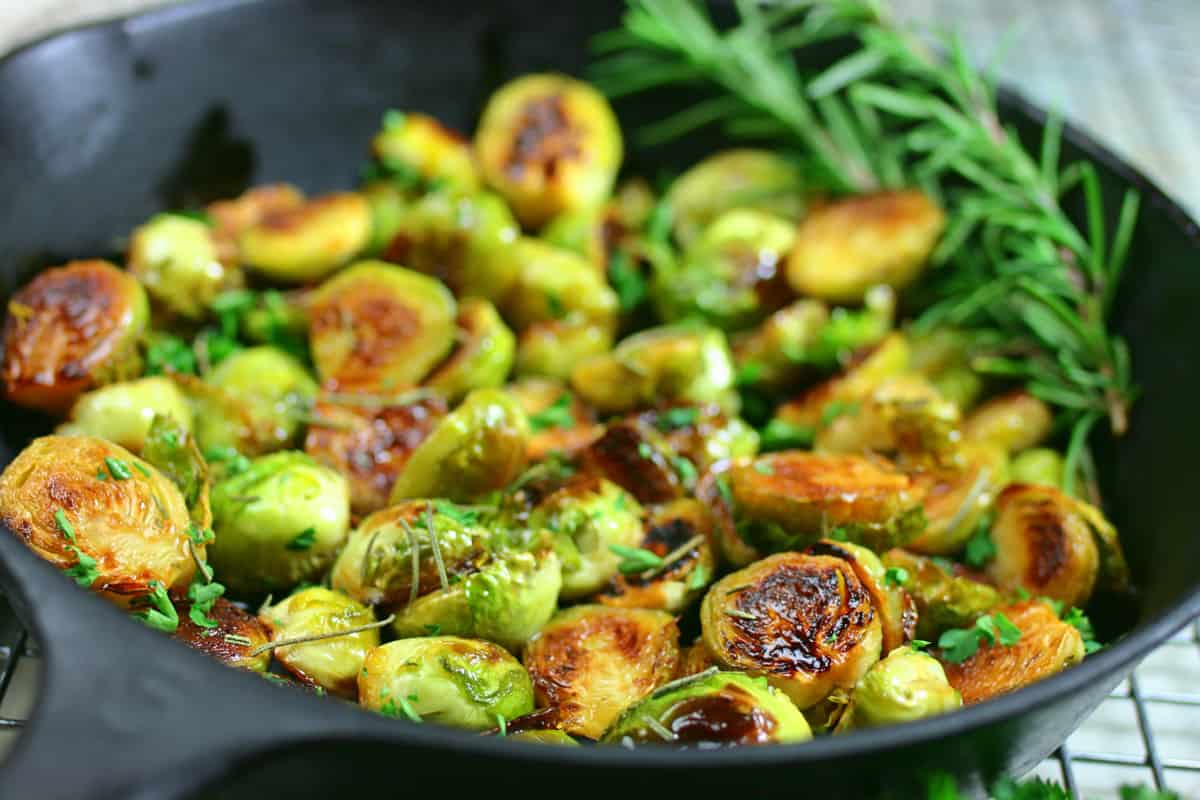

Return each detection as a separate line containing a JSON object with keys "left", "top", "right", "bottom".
{"left": 370, "top": 110, "right": 480, "bottom": 192}
{"left": 507, "top": 379, "right": 603, "bottom": 462}
{"left": 806, "top": 539, "right": 917, "bottom": 654}
{"left": 961, "top": 390, "right": 1054, "bottom": 454}
{"left": 731, "top": 299, "right": 830, "bottom": 391}
{"left": 836, "top": 648, "right": 961, "bottom": 730}
{"left": 173, "top": 597, "right": 271, "bottom": 672}
{"left": 239, "top": 192, "right": 372, "bottom": 283}
{"left": 127, "top": 214, "right": 241, "bottom": 319}
{"left": 499, "top": 237, "right": 619, "bottom": 332}
{"left": 207, "top": 183, "right": 305, "bottom": 265}
{"left": 905, "top": 443, "right": 1008, "bottom": 556}
{"left": 424, "top": 297, "right": 515, "bottom": 402}
{"left": 515, "top": 319, "right": 613, "bottom": 382}
{"left": 579, "top": 418, "right": 688, "bottom": 506}
{"left": 635, "top": 404, "right": 759, "bottom": 473}
{"left": 881, "top": 549, "right": 1003, "bottom": 639}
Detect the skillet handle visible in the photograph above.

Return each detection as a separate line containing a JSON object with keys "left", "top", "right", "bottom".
{"left": 0, "top": 532, "right": 398, "bottom": 800}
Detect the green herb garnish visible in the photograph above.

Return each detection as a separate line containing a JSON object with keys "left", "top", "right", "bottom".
{"left": 656, "top": 407, "right": 699, "bottom": 431}
{"left": 528, "top": 394, "right": 575, "bottom": 432}
{"left": 963, "top": 523, "right": 996, "bottom": 568}
{"left": 609, "top": 544, "right": 664, "bottom": 574}
{"left": 54, "top": 509, "right": 76, "bottom": 542}
{"left": 133, "top": 580, "right": 179, "bottom": 633}
{"left": 286, "top": 527, "right": 317, "bottom": 551}
{"left": 104, "top": 457, "right": 132, "bottom": 481}
{"left": 883, "top": 566, "right": 909, "bottom": 587}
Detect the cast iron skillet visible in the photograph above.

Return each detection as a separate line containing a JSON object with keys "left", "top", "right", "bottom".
{"left": 0, "top": 1, "right": 1197, "bottom": 798}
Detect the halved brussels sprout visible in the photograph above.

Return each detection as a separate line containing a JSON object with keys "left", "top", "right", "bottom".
{"left": 701, "top": 552, "right": 883, "bottom": 709}
{"left": 807, "top": 539, "right": 916, "bottom": 653}
{"left": 593, "top": 498, "right": 717, "bottom": 613}
{"left": 961, "top": 391, "right": 1054, "bottom": 454}
{"left": 389, "top": 388, "right": 529, "bottom": 504}
{"left": 676, "top": 640, "right": 720, "bottom": 679}
{"left": 362, "top": 181, "right": 410, "bottom": 256}
{"left": 1009, "top": 448, "right": 1066, "bottom": 488}
{"left": 881, "top": 549, "right": 1002, "bottom": 640}
{"left": 207, "top": 183, "right": 305, "bottom": 265}
{"left": 383, "top": 190, "right": 520, "bottom": 302}
{"left": 651, "top": 209, "right": 796, "bottom": 331}
{"left": 539, "top": 178, "right": 656, "bottom": 275}
{"left": 905, "top": 443, "right": 1008, "bottom": 555}
{"left": 527, "top": 474, "right": 643, "bottom": 599}
{"left": 57, "top": 377, "right": 192, "bottom": 453}
{"left": 515, "top": 319, "right": 613, "bottom": 381}
{"left": 813, "top": 374, "right": 960, "bottom": 461}
{"left": 786, "top": 190, "right": 945, "bottom": 303}
{"left": 304, "top": 394, "right": 447, "bottom": 514}
{"left": 695, "top": 462, "right": 762, "bottom": 569}
{"left": 603, "top": 670, "right": 812, "bottom": 746}
{"left": 308, "top": 261, "right": 457, "bottom": 392}
{"left": 191, "top": 346, "right": 317, "bottom": 456}
{"left": 127, "top": 213, "right": 238, "bottom": 319}
{"left": 666, "top": 149, "right": 807, "bottom": 247}
{"left": 726, "top": 451, "right": 927, "bottom": 553}
{"left": 475, "top": 73, "right": 622, "bottom": 228}
{"left": 260, "top": 586, "right": 379, "bottom": 697}
{"left": 836, "top": 648, "right": 961, "bottom": 730}
{"left": 570, "top": 324, "right": 736, "bottom": 415}
{"left": 940, "top": 600, "right": 1084, "bottom": 705}
{"left": 424, "top": 297, "right": 515, "bottom": 402}
{"left": 498, "top": 238, "right": 619, "bottom": 331}
{"left": 524, "top": 605, "right": 679, "bottom": 738}
{"left": 370, "top": 110, "right": 480, "bottom": 192}
{"left": 508, "top": 379, "right": 603, "bottom": 462}
{"left": 142, "top": 414, "right": 212, "bottom": 530}
{"left": 359, "top": 637, "right": 534, "bottom": 730}
{"left": 173, "top": 597, "right": 271, "bottom": 672}
{"left": 209, "top": 451, "right": 350, "bottom": 596}
{"left": 0, "top": 435, "right": 196, "bottom": 598}
{"left": 2, "top": 260, "right": 148, "bottom": 414}
{"left": 579, "top": 419, "right": 687, "bottom": 505}
{"left": 732, "top": 299, "right": 830, "bottom": 390}
{"left": 239, "top": 191, "right": 372, "bottom": 283}
{"left": 637, "top": 405, "right": 759, "bottom": 472}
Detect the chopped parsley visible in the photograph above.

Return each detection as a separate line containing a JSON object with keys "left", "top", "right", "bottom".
{"left": 637, "top": 442, "right": 654, "bottom": 460}
{"left": 133, "top": 580, "right": 179, "bottom": 633}
{"left": 910, "top": 639, "right": 931, "bottom": 651}
{"left": 609, "top": 249, "right": 646, "bottom": 313}
{"left": 495, "top": 713, "right": 508, "bottom": 737}
{"left": 938, "top": 612, "right": 1023, "bottom": 663}
{"left": 204, "top": 445, "right": 250, "bottom": 476}
{"left": 687, "top": 563, "right": 710, "bottom": 591}
{"left": 1062, "top": 606, "right": 1102, "bottom": 654}
{"left": 758, "top": 418, "right": 814, "bottom": 451}
{"left": 655, "top": 407, "right": 699, "bottom": 432}
{"left": 715, "top": 475, "right": 735, "bottom": 508}
{"left": 433, "top": 500, "right": 482, "bottom": 527}
{"left": 132, "top": 462, "right": 152, "bottom": 478}
{"left": 753, "top": 461, "right": 774, "bottom": 476}
{"left": 609, "top": 544, "right": 663, "bottom": 574}
{"left": 145, "top": 333, "right": 197, "bottom": 376}
{"left": 63, "top": 546, "right": 99, "bottom": 588}
{"left": 673, "top": 456, "right": 698, "bottom": 486}
{"left": 423, "top": 624, "right": 442, "bottom": 636}
{"left": 187, "top": 578, "right": 226, "bottom": 629}
{"left": 104, "top": 457, "right": 132, "bottom": 481}
{"left": 963, "top": 522, "right": 996, "bottom": 568}
{"left": 187, "top": 522, "right": 215, "bottom": 546}
{"left": 286, "top": 527, "right": 317, "bottom": 551}
{"left": 53, "top": 509, "right": 76, "bottom": 542}
{"left": 528, "top": 394, "right": 575, "bottom": 432}
{"left": 735, "top": 361, "right": 763, "bottom": 387}
{"left": 883, "top": 566, "right": 909, "bottom": 587}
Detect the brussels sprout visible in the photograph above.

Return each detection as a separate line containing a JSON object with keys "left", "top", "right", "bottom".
{"left": 475, "top": 73, "right": 622, "bottom": 227}
{"left": 701, "top": 552, "right": 883, "bottom": 709}
{"left": 207, "top": 183, "right": 305, "bottom": 264}
{"left": 0, "top": 435, "right": 196, "bottom": 599}
{"left": 786, "top": 190, "right": 945, "bottom": 303}
{"left": 837, "top": 648, "right": 961, "bottom": 730}
{"left": 383, "top": 190, "right": 520, "bottom": 302}
{"left": 359, "top": 636, "right": 534, "bottom": 729}
{"left": 695, "top": 463, "right": 762, "bottom": 569}
{"left": 389, "top": 388, "right": 529, "bottom": 504}
{"left": 507, "top": 379, "right": 603, "bottom": 462}
{"left": 666, "top": 149, "right": 807, "bottom": 247}
{"left": 604, "top": 670, "right": 813, "bottom": 746}
{"left": 961, "top": 391, "right": 1054, "bottom": 454}
{"left": 732, "top": 299, "right": 830, "bottom": 390}
{"left": 593, "top": 498, "right": 717, "bottom": 613}
{"left": 192, "top": 346, "right": 317, "bottom": 456}
{"left": 579, "top": 419, "right": 688, "bottom": 505}
{"left": 260, "top": 587, "right": 379, "bottom": 697}
{"left": 57, "top": 377, "right": 192, "bottom": 453}
{"left": 499, "top": 238, "right": 619, "bottom": 331}
{"left": 239, "top": 192, "right": 372, "bottom": 283}
{"left": 424, "top": 298, "right": 515, "bottom": 402}
{"left": 539, "top": 206, "right": 611, "bottom": 274}
{"left": 127, "top": 213, "right": 239, "bottom": 319}
{"left": 906, "top": 444, "right": 1008, "bottom": 555}
{"left": 524, "top": 605, "right": 680, "bottom": 738}
{"left": 637, "top": 404, "right": 759, "bottom": 472}
{"left": 1009, "top": 448, "right": 1066, "bottom": 488}
{"left": 726, "top": 451, "right": 927, "bottom": 554}
{"left": 510, "top": 730, "right": 579, "bottom": 746}
{"left": 940, "top": 600, "right": 1084, "bottom": 705}
{"left": 142, "top": 414, "right": 212, "bottom": 530}
{"left": 362, "top": 181, "right": 410, "bottom": 256}
{"left": 570, "top": 324, "right": 736, "bottom": 415}
{"left": 881, "top": 549, "right": 1002, "bottom": 639}
{"left": 527, "top": 474, "right": 643, "bottom": 599}
{"left": 370, "top": 110, "right": 480, "bottom": 192}
{"left": 304, "top": 394, "right": 447, "bottom": 514}
{"left": 813, "top": 374, "right": 960, "bottom": 460}
{"left": 515, "top": 319, "right": 613, "bottom": 381}
{"left": 676, "top": 640, "right": 720, "bottom": 679}
{"left": 807, "top": 539, "right": 916, "bottom": 653}
{"left": 173, "top": 597, "right": 271, "bottom": 672}
{"left": 2, "top": 260, "right": 148, "bottom": 414}
{"left": 209, "top": 451, "right": 350, "bottom": 595}
{"left": 238, "top": 290, "right": 309, "bottom": 354}
{"left": 652, "top": 209, "right": 795, "bottom": 331}
{"left": 308, "top": 261, "right": 457, "bottom": 392}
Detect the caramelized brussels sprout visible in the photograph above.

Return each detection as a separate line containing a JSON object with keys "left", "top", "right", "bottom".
{"left": 651, "top": 209, "right": 796, "bottom": 331}
{"left": 786, "top": 190, "right": 945, "bottom": 303}
{"left": 940, "top": 600, "right": 1084, "bottom": 705}
{"left": 1009, "top": 448, "right": 1066, "bottom": 488}
{"left": 508, "top": 379, "right": 603, "bottom": 461}
{"left": 570, "top": 324, "right": 736, "bottom": 415}
{"left": 0, "top": 435, "right": 196, "bottom": 598}
{"left": 881, "top": 549, "right": 1002, "bottom": 639}
{"left": 499, "top": 238, "right": 619, "bottom": 331}
{"left": 524, "top": 605, "right": 679, "bottom": 738}
{"left": 701, "top": 552, "right": 883, "bottom": 709}
{"left": 593, "top": 498, "right": 717, "bottom": 613}
{"left": 676, "top": 640, "right": 720, "bottom": 679}
{"left": 666, "top": 149, "right": 807, "bottom": 247}
{"left": 359, "top": 637, "right": 534, "bottom": 729}
{"left": 239, "top": 192, "right": 372, "bottom": 283}
{"left": 370, "top": 110, "right": 480, "bottom": 192}
{"left": 695, "top": 462, "right": 762, "bottom": 569}
{"left": 732, "top": 299, "right": 830, "bottom": 390}
{"left": 961, "top": 391, "right": 1054, "bottom": 454}
{"left": 209, "top": 451, "right": 350, "bottom": 595}
{"left": 813, "top": 374, "right": 960, "bottom": 460}
{"left": 906, "top": 443, "right": 1008, "bottom": 555}
{"left": 638, "top": 405, "right": 759, "bottom": 472}
{"left": 527, "top": 474, "right": 643, "bottom": 599}
{"left": 726, "top": 451, "right": 927, "bottom": 553}
{"left": 57, "top": 377, "right": 192, "bottom": 453}
{"left": 424, "top": 298, "right": 515, "bottom": 401}
{"left": 807, "top": 539, "right": 916, "bottom": 653}
{"left": 475, "top": 73, "right": 622, "bottom": 227}
{"left": 515, "top": 319, "right": 613, "bottom": 381}
{"left": 579, "top": 419, "right": 687, "bottom": 505}
{"left": 2, "top": 260, "right": 148, "bottom": 414}
{"left": 207, "top": 183, "right": 305, "bottom": 265}
{"left": 127, "top": 214, "right": 239, "bottom": 319}
{"left": 304, "top": 394, "right": 447, "bottom": 514}
{"left": 260, "top": 586, "right": 379, "bottom": 697}
{"left": 604, "top": 670, "right": 812, "bottom": 746}
{"left": 308, "top": 261, "right": 457, "bottom": 392}
{"left": 192, "top": 346, "right": 317, "bottom": 456}
{"left": 389, "top": 388, "right": 529, "bottom": 504}
{"left": 383, "top": 190, "right": 519, "bottom": 302}
{"left": 173, "top": 597, "right": 271, "bottom": 672}
{"left": 837, "top": 648, "right": 961, "bottom": 730}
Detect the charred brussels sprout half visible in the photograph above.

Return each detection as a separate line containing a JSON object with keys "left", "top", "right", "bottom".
{"left": 806, "top": 539, "right": 916, "bottom": 654}
{"left": 2, "top": 260, "right": 148, "bottom": 414}
{"left": 881, "top": 549, "right": 1002, "bottom": 639}
{"left": 370, "top": 110, "right": 480, "bottom": 192}
{"left": 837, "top": 648, "right": 961, "bottom": 730}
{"left": 127, "top": 213, "right": 239, "bottom": 319}
{"left": 173, "top": 597, "right": 272, "bottom": 672}
{"left": 359, "top": 637, "right": 534, "bottom": 730}
{"left": 308, "top": 261, "right": 457, "bottom": 392}
{"left": 260, "top": 587, "right": 379, "bottom": 698}
{"left": 239, "top": 192, "right": 372, "bottom": 283}
{"left": 209, "top": 451, "right": 350, "bottom": 595}
{"left": 424, "top": 297, "right": 515, "bottom": 402}
{"left": 475, "top": 73, "right": 622, "bottom": 228}
{"left": 58, "top": 377, "right": 192, "bottom": 453}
